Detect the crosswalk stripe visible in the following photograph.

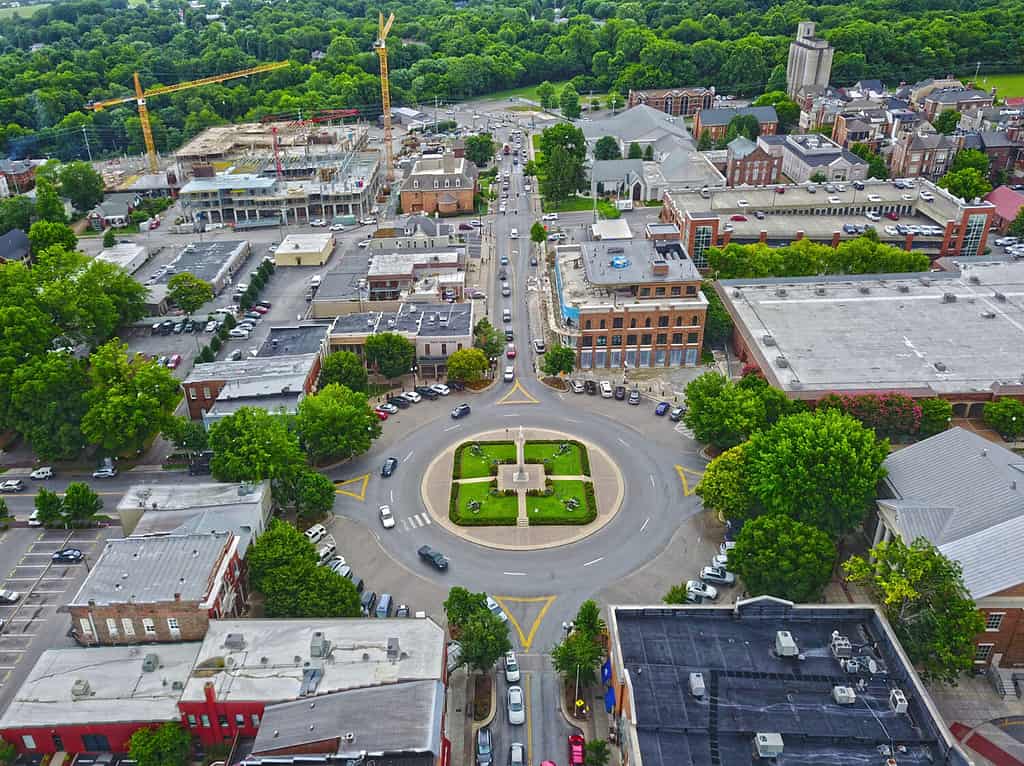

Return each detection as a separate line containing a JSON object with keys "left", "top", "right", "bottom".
{"left": 421, "top": 514, "right": 432, "bottom": 526}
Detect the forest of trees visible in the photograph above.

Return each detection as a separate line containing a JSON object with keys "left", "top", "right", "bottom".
{"left": 1, "top": 0, "right": 1022, "bottom": 160}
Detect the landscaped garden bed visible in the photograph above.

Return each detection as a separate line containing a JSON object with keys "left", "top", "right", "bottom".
{"left": 525, "top": 479, "right": 597, "bottom": 525}
{"left": 450, "top": 480, "right": 518, "bottom": 525}
{"left": 523, "top": 440, "right": 589, "bottom": 476}
{"left": 453, "top": 440, "right": 516, "bottom": 479}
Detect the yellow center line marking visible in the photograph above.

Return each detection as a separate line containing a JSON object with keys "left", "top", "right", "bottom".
{"left": 493, "top": 595, "right": 556, "bottom": 651}
{"left": 334, "top": 473, "right": 369, "bottom": 501}
{"left": 497, "top": 379, "right": 540, "bottom": 405}
{"left": 675, "top": 465, "right": 703, "bottom": 496}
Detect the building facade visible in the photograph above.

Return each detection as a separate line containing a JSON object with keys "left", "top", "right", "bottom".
{"left": 758, "top": 134, "right": 868, "bottom": 183}
{"left": 400, "top": 154, "right": 478, "bottom": 216}
{"left": 920, "top": 88, "right": 994, "bottom": 121}
{"left": 694, "top": 107, "right": 779, "bottom": 142}
{"left": 627, "top": 87, "right": 714, "bottom": 117}
{"left": 889, "top": 129, "right": 957, "bottom": 180}
{"left": 725, "top": 137, "right": 781, "bottom": 187}
{"left": 182, "top": 353, "right": 323, "bottom": 421}
{"left": 786, "top": 22, "right": 834, "bottom": 100}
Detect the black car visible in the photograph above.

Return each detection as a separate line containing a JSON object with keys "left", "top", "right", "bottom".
{"left": 415, "top": 385, "right": 439, "bottom": 400}
{"left": 418, "top": 545, "right": 449, "bottom": 571}
{"left": 159, "top": 319, "right": 175, "bottom": 335}
{"left": 52, "top": 548, "right": 84, "bottom": 564}
{"left": 387, "top": 395, "right": 410, "bottom": 409}
{"left": 584, "top": 380, "right": 598, "bottom": 395}
{"left": 498, "top": 268, "right": 508, "bottom": 279}
{"left": 504, "top": 329, "right": 514, "bottom": 341}
{"left": 381, "top": 457, "right": 399, "bottom": 477}
{"left": 451, "top": 403, "right": 471, "bottom": 419}
{"left": 613, "top": 385, "right": 626, "bottom": 400}
{"left": 476, "top": 726, "right": 493, "bottom": 766}
{"left": 447, "top": 380, "right": 466, "bottom": 391}
{"left": 395, "top": 604, "right": 410, "bottom": 618}
{"left": 360, "top": 590, "right": 378, "bottom": 615}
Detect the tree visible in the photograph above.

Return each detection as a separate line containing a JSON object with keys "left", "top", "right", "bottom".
{"left": 295, "top": 469, "right": 337, "bottom": 519}
{"left": 34, "top": 488, "right": 65, "bottom": 527}
{"left": 560, "top": 83, "right": 581, "bottom": 119}
{"left": 28, "top": 221, "right": 76, "bottom": 256}
{"left": 536, "top": 81, "right": 556, "bottom": 109}
{"left": 444, "top": 586, "right": 489, "bottom": 629}
{"left": 573, "top": 600, "right": 605, "bottom": 638}
{"left": 295, "top": 383, "right": 381, "bottom": 464}
{"left": 664, "top": 581, "right": 696, "bottom": 604}
{"left": 745, "top": 409, "right": 889, "bottom": 538}
{"left": 208, "top": 406, "right": 306, "bottom": 492}
{"left": 162, "top": 415, "right": 209, "bottom": 456}
{"left": 464, "top": 133, "right": 496, "bottom": 167}
{"left": 627, "top": 142, "right": 643, "bottom": 159}
{"left": 128, "top": 722, "right": 191, "bottom": 766}
{"left": 167, "top": 272, "right": 213, "bottom": 315}
{"left": 932, "top": 110, "right": 960, "bottom": 135}
{"left": 938, "top": 167, "right": 992, "bottom": 201}
{"left": 606, "top": 91, "right": 623, "bottom": 111}
{"left": 34, "top": 178, "right": 65, "bottom": 223}
{"left": 459, "top": 609, "right": 512, "bottom": 672}
{"left": 62, "top": 482, "right": 103, "bottom": 525}
{"left": 730, "top": 515, "right": 836, "bottom": 602}
{"left": 552, "top": 630, "right": 603, "bottom": 686}
{"left": 103, "top": 229, "right": 116, "bottom": 248}
{"left": 1008, "top": 207, "right": 1024, "bottom": 239}
{"left": 585, "top": 740, "right": 610, "bottom": 766}
{"left": 683, "top": 372, "right": 768, "bottom": 450}
{"left": 701, "top": 282, "right": 732, "bottom": 349}
{"left": 59, "top": 161, "right": 104, "bottom": 212}
{"left": 473, "top": 317, "right": 504, "bottom": 360}
{"left": 8, "top": 351, "right": 89, "bottom": 460}
{"left": 697, "top": 130, "right": 713, "bottom": 151}
{"left": 446, "top": 348, "right": 489, "bottom": 383}
{"left": 850, "top": 143, "right": 889, "bottom": 180}
{"left": 982, "top": 397, "right": 1024, "bottom": 439}
{"left": 538, "top": 124, "right": 587, "bottom": 203}
{"left": 246, "top": 518, "right": 317, "bottom": 592}
{"left": 844, "top": 537, "right": 985, "bottom": 684}
{"left": 643, "top": 144, "right": 653, "bottom": 160}
{"left": 809, "top": 171, "right": 827, "bottom": 183}
{"left": 0, "top": 196, "right": 35, "bottom": 234}
{"left": 594, "top": 136, "right": 621, "bottom": 160}
{"left": 365, "top": 332, "right": 416, "bottom": 381}
{"left": 81, "top": 340, "right": 181, "bottom": 456}
{"left": 319, "top": 350, "right": 368, "bottom": 393}
{"left": 725, "top": 113, "right": 760, "bottom": 142}
{"left": 541, "top": 343, "right": 576, "bottom": 376}
{"left": 752, "top": 91, "right": 799, "bottom": 133}
{"left": 530, "top": 221, "right": 547, "bottom": 243}
{"left": 262, "top": 560, "right": 361, "bottom": 618}
{"left": 950, "top": 149, "right": 990, "bottom": 176}
{"left": 695, "top": 444, "right": 754, "bottom": 521}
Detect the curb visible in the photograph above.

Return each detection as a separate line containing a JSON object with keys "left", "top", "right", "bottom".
{"left": 557, "top": 676, "right": 588, "bottom": 736}
{"left": 471, "top": 672, "right": 498, "bottom": 733}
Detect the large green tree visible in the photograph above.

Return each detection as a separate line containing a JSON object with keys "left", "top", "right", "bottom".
{"left": 1008, "top": 208, "right": 1024, "bottom": 239}
{"left": 62, "top": 482, "right": 103, "bottom": 524}
{"left": 295, "top": 383, "right": 381, "bottom": 464}
{"left": 552, "top": 629, "right": 603, "bottom": 686}
{"left": 745, "top": 409, "right": 889, "bottom": 538}
{"left": 128, "top": 723, "right": 191, "bottom": 766}
{"left": 949, "top": 149, "right": 990, "bottom": 176}
{"left": 7, "top": 352, "right": 89, "bottom": 460}
{"left": 560, "top": 83, "right": 581, "bottom": 119}
{"left": 295, "top": 469, "right": 338, "bottom": 519}
{"left": 695, "top": 444, "right": 753, "bottom": 522}
{"left": 683, "top": 372, "right": 768, "bottom": 450}
{"left": 536, "top": 81, "right": 556, "bottom": 109}
{"left": 444, "top": 586, "right": 489, "bottom": 630}
{"left": 541, "top": 344, "right": 576, "bottom": 376}
{"left": 319, "top": 350, "right": 368, "bottom": 393}
{"left": 593, "top": 136, "right": 621, "bottom": 160}
{"left": 458, "top": 609, "right": 511, "bottom": 672}
{"left": 263, "top": 560, "right": 361, "bottom": 618}
{"left": 28, "top": 221, "right": 76, "bottom": 256}
{"left": 34, "top": 178, "right": 65, "bottom": 223}
{"left": 538, "top": 124, "right": 587, "bottom": 203}
{"left": 246, "top": 518, "right": 317, "bottom": 592}
{"left": 207, "top": 406, "right": 306, "bottom": 492}
{"left": 34, "top": 488, "right": 65, "bottom": 527}
{"left": 844, "top": 537, "right": 985, "bottom": 685}
{"left": 982, "top": 397, "right": 1024, "bottom": 439}
{"left": 364, "top": 332, "right": 416, "bottom": 381}
{"left": 464, "top": 132, "right": 496, "bottom": 166}
{"left": 530, "top": 221, "right": 547, "bottom": 243}
{"left": 932, "top": 110, "right": 960, "bottom": 135}
{"left": 730, "top": 515, "right": 836, "bottom": 602}
{"left": 753, "top": 91, "right": 798, "bottom": 132}
{"left": 446, "top": 347, "right": 489, "bottom": 383}
{"left": 938, "top": 167, "right": 991, "bottom": 201}
{"left": 59, "top": 161, "right": 104, "bottom": 212}
{"left": 167, "top": 272, "right": 213, "bottom": 315}
{"left": 161, "top": 415, "right": 209, "bottom": 456}
{"left": 849, "top": 143, "right": 889, "bottom": 180}
{"left": 473, "top": 317, "right": 504, "bottom": 360}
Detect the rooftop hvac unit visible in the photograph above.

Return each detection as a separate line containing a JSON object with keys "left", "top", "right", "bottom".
{"left": 775, "top": 356, "right": 789, "bottom": 368}
{"left": 830, "top": 632, "right": 853, "bottom": 659}
{"left": 815, "top": 286, "right": 826, "bottom": 296}
{"left": 71, "top": 679, "right": 92, "bottom": 698}
{"left": 775, "top": 631, "right": 799, "bottom": 657}
{"left": 172, "top": 680, "right": 184, "bottom": 691}
{"left": 310, "top": 631, "right": 332, "bottom": 659}
{"left": 387, "top": 637, "right": 400, "bottom": 660}
{"left": 762, "top": 334, "right": 776, "bottom": 346}
{"left": 898, "top": 285, "right": 910, "bottom": 293}
{"left": 889, "top": 688, "right": 908, "bottom": 713}
{"left": 775, "top": 288, "right": 788, "bottom": 297}
{"left": 224, "top": 633, "right": 245, "bottom": 651}
{"left": 142, "top": 654, "right": 159, "bottom": 672}
{"left": 859, "top": 286, "right": 870, "bottom": 294}
{"left": 689, "top": 672, "right": 706, "bottom": 698}
{"left": 942, "top": 292, "right": 957, "bottom": 303}
{"left": 969, "top": 275, "right": 980, "bottom": 284}
{"left": 754, "top": 733, "right": 784, "bottom": 758}
{"left": 994, "top": 291, "right": 1006, "bottom": 302}
{"left": 832, "top": 686, "right": 857, "bottom": 705}
{"left": 934, "top": 361, "right": 947, "bottom": 372}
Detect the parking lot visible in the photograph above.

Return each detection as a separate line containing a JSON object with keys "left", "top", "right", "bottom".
{"left": 0, "top": 526, "right": 112, "bottom": 710}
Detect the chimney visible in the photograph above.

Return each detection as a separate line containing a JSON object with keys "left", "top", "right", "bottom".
{"left": 204, "top": 681, "right": 217, "bottom": 705}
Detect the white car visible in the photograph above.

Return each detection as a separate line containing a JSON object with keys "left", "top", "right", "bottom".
{"left": 542, "top": 213, "right": 559, "bottom": 221}
{"left": 358, "top": 239, "right": 372, "bottom": 248}
{"left": 504, "top": 651, "right": 520, "bottom": 682}
{"left": 720, "top": 540, "right": 737, "bottom": 556}
{"left": 865, "top": 211, "right": 881, "bottom": 222}
{"left": 533, "top": 338, "right": 546, "bottom": 354}
{"left": 600, "top": 380, "right": 613, "bottom": 398}
{"left": 504, "top": 366, "right": 515, "bottom": 382}
{"left": 310, "top": 219, "right": 327, "bottom": 227}
{"left": 402, "top": 391, "right": 422, "bottom": 404}
{"left": 0, "top": 590, "right": 21, "bottom": 605}
{"left": 360, "top": 217, "right": 377, "bottom": 225}
{"left": 884, "top": 226, "right": 898, "bottom": 236}
{"left": 486, "top": 595, "right": 508, "bottom": 622}
{"left": 700, "top": 566, "right": 736, "bottom": 585}
{"left": 378, "top": 402, "right": 399, "bottom": 414}
{"left": 507, "top": 685, "right": 525, "bottom": 725}
{"left": 547, "top": 232, "right": 566, "bottom": 241}
{"left": 329, "top": 224, "right": 345, "bottom": 231}
{"left": 686, "top": 580, "right": 718, "bottom": 600}
{"left": 229, "top": 328, "right": 250, "bottom": 339}
{"left": 995, "top": 237, "right": 1019, "bottom": 247}
{"left": 92, "top": 466, "right": 117, "bottom": 479}
{"left": 431, "top": 383, "right": 450, "bottom": 396}
{"left": 29, "top": 467, "right": 53, "bottom": 480}
{"left": 304, "top": 524, "right": 327, "bottom": 544}
{"left": 204, "top": 320, "right": 218, "bottom": 332}
{"left": 828, "top": 196, "right": 841, "bottom": 204}
{"left": 0, "top": 480, "right": 25, "bottom": 492}
{"left": 867, "top": 194, "right": 882, "bottom": 203}
{"left": 470, "top": 219, "right": 482, "bottom": 227}
{"left": 379, "top": 504, "right": 395, "bottom": 529}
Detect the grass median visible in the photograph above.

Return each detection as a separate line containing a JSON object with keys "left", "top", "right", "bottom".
{"left": 451, "top": 481, "right": 518, "bottom": 526}
{"left": 454, "top": 441, "right": 516, "bottom": 479}
{"left": 525, "top": 480, "right": 597, "bottom": 525}
{"left": 523, "top": 440, "right": 587, "bottom": 476}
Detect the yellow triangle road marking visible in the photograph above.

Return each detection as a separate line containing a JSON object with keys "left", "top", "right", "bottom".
{"left": 493, "top": 595, "right": 556, "bottom": 651}
{"left": 334, "top": 473, "right": 369, "bottom": 501}
{"left": 675, "top": 465, "right": 703, "bottom": 496}
{"left": 497, "top": 379, "right": 540, "bottom": 405}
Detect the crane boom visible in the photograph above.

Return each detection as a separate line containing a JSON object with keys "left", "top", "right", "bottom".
{"left": 90, "top": 61, "right": 289, "bottom": 173}
{"left": 375, "top": 11, "right": 396, "bottom": 184}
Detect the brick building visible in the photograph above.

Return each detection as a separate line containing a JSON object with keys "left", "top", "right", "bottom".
{"left": 67, "top": 532, "right": 245, "bottom": 645}
{"left": 0, "top": 159, "right": 38, "bottom": 196}
{"left": 961, "top": 131, "right": 1024, "bottom": 182}
{"left": 874, "top": 427, "right": 1024, "bottom": 682}
{"left": 920, "top": 87, "right": 994, "bottom": 122}
{"left": 724, "top": 136, "right": 781, "bottom": 187}
{"left": 400, "top": 153, "right": 478, "bottom": 216}
{"left": 985, "top": 185, "right": 1024, "bottom": 232}
{"left": 627, "top": 87, "right": 714, "bottom": 117}
{"left": 889, "top": 128, "right": 957, "bottom": 180}
{"left": 693, "top": 106, "right": 779, "bottom": 142}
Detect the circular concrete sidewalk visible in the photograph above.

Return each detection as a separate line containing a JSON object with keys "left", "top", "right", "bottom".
{"left": 419, "top": 427, "right": 624, "bottom": 551}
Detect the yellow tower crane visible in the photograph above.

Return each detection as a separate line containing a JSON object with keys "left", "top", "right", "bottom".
{"left": 89, "top": 62, "right": 290, "bottom": 174}
{"left": 375, "top": 11, "right": 396, "bottom": 184}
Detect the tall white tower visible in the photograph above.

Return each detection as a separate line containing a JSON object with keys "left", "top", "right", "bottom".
{"left": 786, "top": 22, "right": 834, "bottom": 99}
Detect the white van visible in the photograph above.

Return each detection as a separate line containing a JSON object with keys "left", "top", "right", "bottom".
{"left": 317, "top": 536, "right": 337, "bottom": 564}
{"left": 310, "top": 275, "right": 322, "bottom": 288}
{"left": 600, "top": 381, "right": 613, "bottom": 398}
{"left": 510, "top": 228, "right": 519, "bottom": 239}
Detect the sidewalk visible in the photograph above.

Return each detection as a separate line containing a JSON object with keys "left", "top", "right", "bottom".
{"left": 447, "top": 669, "right": 473, "bottom": 766}
{"left": 558, "top": 677, "right": 620, "bottom": 765}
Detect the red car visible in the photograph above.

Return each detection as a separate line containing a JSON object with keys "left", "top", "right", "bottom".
{"left": 251, "top": 305, "right": 269, "bottom": 314}
{"left": 885, "top": 211, "right": 899, "bottom": 221}
{"left": 730, "top": 214, "right": 747, "bottom": 222}
{"left": 374, "top": 409, "right": 389, "bottom": 421}
{"left": 506, "top": 343, "right": 517, "bottom": 359}
{"left": 568, "top": 734, "right": 585, "bottom": 766}
{"left": 167, "top": 353, "right": 182, "bottom": 369}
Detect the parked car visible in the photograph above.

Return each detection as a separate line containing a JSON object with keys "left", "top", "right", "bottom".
{"left": 379, "top": 505, "right": 395, "bottom": 529}
{"left": 507, "top": 686, "right": 525, "bottom": 725}
{"left": 700, "top": 566, "right": 736, "bottom": 585}
{"left": 381, "top": 457, "right": 399, "bottom": 477}
{"left": 530, "top": 256, "right": 538, "bottom": 267}
{"left": 628, "top": 389, "right": 640, "bottom": 405}
{"left": 504, "top": 651, "right": 520, "bottom": 683}
{"left": 402, "top": 391, "right": 422, "bottom": 403}
{"left": 0, "top": 480, "right": 25, "bottom": 493}
{"left": 720, "top": 540, "right": 737, "bottom": 556}
{"left": 360, "top": 590, "right": 378, "bottom": 615}
{"left": 167, "top": 353, "right": 182, "bottom": 369}
{"left": 654, "top": 401, "right": 670, "bottom": 416}
{"left": 0, "top": 590, "right": 21, "bottom": 605}
{"left": 418, "top": 545, "right": 449, "bottom": 571}
{"left": 447, "top": 380, "right": 466, "bottom": 391}
{"left": 229, "top": 328, "right": 250, "bottom": 339}
{"left": 304, "top": 523, "right": 327, "bottom": 544}
{"left": 669, "top": 406, "right": 686, "bottom": 421}
{"left": 375, "top": 409, "right": 388, "bottom": 420}
{"left": 387, "top": 396, "right": 410, "bottom": 409}
{"left": 414, "top": 385, "right": 439, "bottom": 400}
{"left": 459, "top": 223, "right": 474, "bottom": 231}
{"left": 486, "top": 595, "right": 508, "bottom": 622}
{"left": 310, "top": 218, "right": 327, "bottom": 227}
{"left": 542, "top": 213, "right": 559, "bottom": 221}
{"left": 29, "top": 466, "right": 53, "bottom": 480}
{"left": 600, "top": 380, "right": 613, "bottom": 398}
{"left": 506, "top": 343, "right": 517, "bottom": 359}
{"left": 329, "top": 223, "right": 346, "bottom": 232}
{"left": 395, "top": 604, "right": 410, "bottom": 618}
{"left": 503, "top": 366, "right": 514, "bottom": 382}
{"left": 686, "top": 580, "right": 718, "bottom": 600}
{"left": 509, "top": 743, "right": 526, "bottom": 766}
{"left": 52, "top": 548, "right": 84, "bottom": 564}
{"left": 730, "top": 214, "right": 747, "bottom": 222}
{"left": 569, "top": 379, "right": 585, "bottom": 394}
{"left": 568, "top": 734, "right": 586, "bottom": 766}
{"left": 451, "top": 403, "right": 472, "bottom": 419}
{"left": 584, "top": 380, "right": 598, "bottom": 395}
{"left": 476, "top": 726, "right": 494, "bottom": 766}
{"left": 92, "top": 466, "right": 118, "bottom": 479}
{"left": 613, "top": 385, "right": 626, "bottom": 400}
{"left": 533, "top": 338, "right": 546, "bottom": 354}
{"left": 378, "top": 402, "right": 399, "bottom": 414}
{"left": 431, "top": 384, "right": 450, "bottom": 396}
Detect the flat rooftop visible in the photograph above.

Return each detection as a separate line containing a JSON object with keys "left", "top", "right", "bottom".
{"left": 315, "top": 251, "right": 372, "bottom": 302}
{"left": 723, "top": 213, "right": 945, "bottom": 247}
{"left": 185, "top": 353, "right": 318, "bottom": 385}
{"left": 367, "top": 250, "right": 461, "bottom": 278}
{"left": 278, "top": 233, "right": 333, "bottom": 252}
{"left": 582, "top": 240, "right": 701, "bottom": 286}
{"left": 0, "top": 643, "right": 202, "bottom": 729}
{"left": 180, "top": 174, "right": 277, "bottom": 193}
{"left": 118, "top": 481, "right": 268, "bottom": 515}
{"left": 156, "top": 240, "right": 247, "bottom": 285}
{"left": 257, "top": 325, "right": 330, "bottom": 357}
{"left": 331, "top": 302, "right": 473, "bottom": 337}
{"left": 611, "top": 600, "right": 967, "bottom": 766}
{"left": 180, "top": 618, "right": 445, "bottom": 703}
{"left": 718, "top": 259, "right": 1024, "bottom": 397}
{"left": 70, "top": 533, "right": 231, "bottom": 607}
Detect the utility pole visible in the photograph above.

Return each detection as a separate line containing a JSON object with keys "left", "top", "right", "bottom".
{"left": 434, "top": 96, "right": 439, "bottom": 134}
{"left": 81, "top": 126, "right": 93, "bottom": 162}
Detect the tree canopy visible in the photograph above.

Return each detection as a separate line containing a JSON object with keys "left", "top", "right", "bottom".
{"left": 541, "top": 344, "right": 576, "bottom": 376}
{"left": 319, "top": 350, "right": 368, "bottom": 393}
{"left": 365, "top": 332, "right": 416, "bottom": 380}
{"left": 246, "top": 517, "right": 318, "bottom": 592}
{"left": 446, "top": 347, "right": 489, "bottom": 383}
{"left": 938, "top": 167, "right": 992, "bottom": 201}
{"left": 730, "top": 514, "right": 836, "bottom": 602}
{"left": 167, "top": 272, "right": 214, "bottom": 315}
{"left": 593, "top": 136, "right": 621, "bottom": 160}
{"left": 128, "top": 723, "right": 191, "bottom": 766}
{"left": 464, "top": 132, "right": 496, "bottom": 166}
{"left": 207, "top": 406, "right": 306, "bottom": 492}
{"left": 295, "top": 383, "right": 381, "bottom": 463}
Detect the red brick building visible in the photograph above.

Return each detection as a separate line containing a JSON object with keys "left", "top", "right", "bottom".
{"left": 694, "top": 106, "right": 779, "bottom": 142}
{"left": 67, "top": 532, "right": 245, "bottom": 646}
{"left": 724, "top": 137, "right": 781, "bottom": 187}
{"left": 400, "top": 154, "right": 478, "bottom": 216}
{"left": 627, "top": 87, "right": 714, "bottom": 117}
{"left": 0, "top": 159, "right": 38, "bottom": 195}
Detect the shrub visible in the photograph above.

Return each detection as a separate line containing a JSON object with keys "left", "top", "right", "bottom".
{"left": 918, "top": 398, "right": 953, "bottom": 438}
{"left": 209, "top": 335, "right": 221, "bottom": 352}
{"left": 983, "top": 397, "right": 1024, "bottom": 439}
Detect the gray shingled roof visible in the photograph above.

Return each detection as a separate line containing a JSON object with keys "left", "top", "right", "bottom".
{"left": 881, "top": 427, "right": 1024, "bottom": 599}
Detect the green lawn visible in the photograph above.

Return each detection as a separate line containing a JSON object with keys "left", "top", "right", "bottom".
{"left": 452, "top": 481, "right": 518, "bottom": 525}
{"left": 524, "top": 441, "right": 586, "bottom": 476}
{"left": 970, "top": 72, "right": 1024, "bottom": 98}
{"left": 525, "top": 480, "right": 596, "bottom": 525}
{"left": 542, "top": 196, "right": 620, "bottom": 218}
{"left": 455, "top": 441, "right": 516, "bottom": 479}
{"left": 484, "top": 80, "right": 574, "bottom": 103}
{"left": 0, "top": 3, "right": 50, "bottom": 18}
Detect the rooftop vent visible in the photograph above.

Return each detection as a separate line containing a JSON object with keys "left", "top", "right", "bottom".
{"left": 858, "top": 286, "right": 870, "bottom": 294}
{"left": 889, "top": 688, "right": 908, "bottom": 714}
{"left": 610, "top": 255, "right": 631, "bottom": 270}
{"left": 942, "top": 292, "right": 957, "bottom": 303}
{"left": 71, "top": 679, "right": 92, "bottom": 698}
{"left": 754, "top": 733, "right": 784, "bottom": 759}
{"left": 994, "top": 291, "right": 1006, "bottom": 302}
{"left": 832, "top": 686, "right": 857, "bottom": 705}
{"left": 898, "top": 284, "right": 910, "bottom": 293}
{"left": 934, "top": 361, "right": 947, "bottom": 372}
{"left": 830, "top": 632, "right": 853, "bottom": 659}
{"left": 815, "top": 286, "right": 826, "bottom": 296}
{"left": 142, "top": 654, "right": 159, "bottom": 672}
{"left": 775, "top": 631, "right": 799, "bottom": 657}
{"left": 224, "top": 634, "right": 245, "bottom": 651}
{"left": 775, "top": 288, "right": 788, "bottom": 297}
{"left": 171, "top": 680, "right": 184, "bottom": 690}
{"left": 981, "top": 310, "right": 996, "bottom": 319}
{"left": 343, "top": 732, "right": 356, "bottom": 743}
{"left": 775, "top": 356, "right": 789, "bottom": 368}
{"left": 689, "top": 672, "right": 705, "bottom": 698}
{"left": 310, "top": 631, "right": 332, "bottom": 659}
{"left": 387, "top": 637, "right": 400, "bottom": 660}
{"left": 762, "top": 334, "right": 776, "bottom": 346}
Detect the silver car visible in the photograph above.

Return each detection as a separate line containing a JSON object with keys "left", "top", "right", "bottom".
{"left": 509, "top": 742, "right": 526, "bottom": 766}
{"left": 507, "top": 685, "right": 525, "bottom": 725}
{"left": 700, "top": 565, "right": 736, "bottom": 586}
